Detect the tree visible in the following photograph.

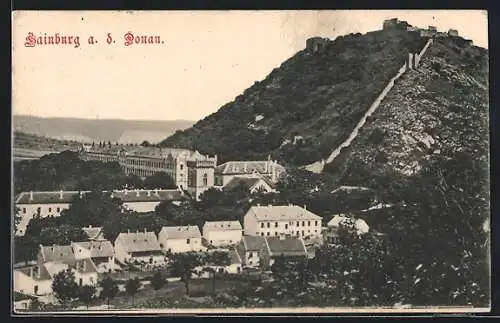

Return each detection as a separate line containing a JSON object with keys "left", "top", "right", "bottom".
{"left": 99, "top": 275, "right": 119, "bottom": 309}
{"left": 151, "top": 271, "right": 166, "bottom": 291}
{"left": 202, "top": 251, "right": 232, "bottom": 295}
{"left": 170, "top": 252, "right": 203, "bottom": 295}
{"left": 143, "top": 172, "right": 176, "bottom": 189}
{"left": 14, "top": 207, "right": 22, "bottom": 234}
{"left": 51, "top": 268, "right": 79, "bottom": 307}
{"left": 140, "top": 140, "right": 151, "bottom": 147}
{"left": 78, "top": 284, "right": 96, "bottom": 309}
{"left": 61, "top": 191, "right": 124, "bottom": 227}
{"left": 125, "top": 277, "right": 141, "bottom": 306}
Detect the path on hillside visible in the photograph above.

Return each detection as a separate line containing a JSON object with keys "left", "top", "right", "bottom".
{"left": 304, "top": 39, "right": 434, "bottom": 174}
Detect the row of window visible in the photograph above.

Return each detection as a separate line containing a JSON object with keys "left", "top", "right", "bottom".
{"left": 260, "top": 220, "right": 319, "bottom": 229}
{"left": 21, "top": 207, "right": 62, "bottom": 214}
{"left": 257, "top": 230, "right": 318, "bottom": 237}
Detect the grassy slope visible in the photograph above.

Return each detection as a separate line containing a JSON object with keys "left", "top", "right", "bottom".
{"left": 160, "top": 28, "right": 428, "bottom": 165}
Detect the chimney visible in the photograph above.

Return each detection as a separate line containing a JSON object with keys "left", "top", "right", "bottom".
{"left": 29, "top": 266, "right": 33, "bottom": 278}
{"left": 89, "top": 224, "right": 92, "bottom": 228}
{"left": 29, "top": 191, "right": 33, "bottom": 200}
{"left": 59, "top": 190, "right": 63, "bottom": 199}
{"left": 147, "top": 190, "right": 151, "bottom": 197}
{"left": 155, "top": 189, "right": 159, "bottom": 196}
{"left": 110, "top": 191, "right": 114, "bottom": 198}
{"left": 136, "top": 189, "right": 140, "bottom": 197}
{"left": 124, "top": 188, "right": 128, "bottom": 195}
{"left": 79, "top": 191, "right": 83, "bottom": 198}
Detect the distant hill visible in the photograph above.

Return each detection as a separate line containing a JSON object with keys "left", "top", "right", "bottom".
{"left": 13, "top": 115, "right": 194, "bottom": 144}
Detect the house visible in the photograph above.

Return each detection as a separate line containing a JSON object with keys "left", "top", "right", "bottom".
{"left": 327, "top": 214, "right": 370, "bottom": 236}
{"left": 114, "top": 230, "right": 165, "bottom": 265}
{"left": 112, "top": 189, "right": 184, "bottom": 212}
{"left": 14, "top": 266, "right": 52, "bottom": 296}
{"left": 14, "top": 190, "right": 81, "bottom": 236}
{"left": 158, "top": 225, "right": 205, "bottom": 254}
{"left": 38, "top": 244, "right": 99, "bottom": 287}
{"left": 14, "top": 189, "right": 185, "bottom": 236}
{"left": 262, "top": 236, "right": 308, "bottom": 268}
{"left": 82, "top": 225, "right": 105, "bottom": 241}
{"left": 192, "top": 248, "right": 243, "bottom": 278}
{"left": 243, "top": 204, "right": 323, "bottom": 239}
{"left": 13, "top": 292, "right": 36, "bottom": 312}
{"left": 214, "top": 157, "right": 286, "bottom": 187}
{"left": 71, "top": 240, "right": 116, "bottom": 273}
{"left": 223, "top": 176, "right": 276, "bottom": 194}
{"left": 236, "top": 235, "right": 267, "bottom": 268}
{"left": 383, "top": 18, "right": 399, "bottom": 29}
{"left": 202, "top": 221, "right": 243, "bottom": 247}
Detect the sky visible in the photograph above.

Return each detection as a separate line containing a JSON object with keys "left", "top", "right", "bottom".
{"left": 12, "top": 10, "right": 488, "bottom": 122}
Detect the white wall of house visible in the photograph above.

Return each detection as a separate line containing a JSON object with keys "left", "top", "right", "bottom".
{"left": 203, "top": 230, "right": 242, "bottom": 247}
{"left": 74, "top": 271, "right": 98, "bottom": 287}
{"left": 243, "top": 213, "right": 259, "bottom": 236}
{"left": 92, "top": 256, "right": 116, "bottom": 273}
{"left": 15, "top": 203, "right": 70, "bottom": 236}
{"left": 130, "top": 254, "right": 165, "bottom": 265}
{"left": 113, "top": 242, "right": 131, "bottom": 264}
{"left": 249, "top": 218, "right": 322, "bottom": 238}
{"left": 14, "top": 270, "right": 52, "bottom": 296}
{"left": 159, "top": 237, "right": 204, "bottom": 253}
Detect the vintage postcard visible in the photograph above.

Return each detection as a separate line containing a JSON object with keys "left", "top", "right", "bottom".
{"left": 11, "top": 10, "right": 490, "bottom": 314}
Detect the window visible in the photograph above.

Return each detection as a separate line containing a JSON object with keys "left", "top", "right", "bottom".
{"left": 275, "top": 222, "right": 278, "bottom": 228}
{"left": 79, "top": 278, "right": 83, "bottom": 286}
{"left": 249, "top": 252, "right": 253, "bottom": 258}
{"left": 267, "top": 222, "right": 270, "bottom": 228}
{"left": 261, "top": 223, "right": 264, "bottom": 228}
{"left": 34, "top": 285, "right": 39, "bottom": 294}
{"left": 210, "top": 240, "right": 213, "bottom": 244}
{"left": 275, "top": 232, "right": 278, "bottom": 236}
{"left": 285, "top": 224, "right": 288, "bottom": 229}
{"left": 261, "top": 232, "right": 264, "bottom": 236}
{"left": 23, "top": 208, "right": 26, "bottom": 214}
{"left": 308, "top": 221, "right": 311, "bottom": 226}
{"left": 302, "top": 230, "right": 304, "bottom": 236}
{"left": 203, "top": 173, "right": 208, "bottom": 186}
{"left": 315, "top": 230, "right": 318, "bottom": 233}
{"left": 37, "top": 207, "right": 41, "bottom": 213}
{"left": 248, "top": 260, "right": 253, "bottom": 265}
{"left": 48, "top": 208, "right": 52, "bottom": 212}
{"left": 180, "top": 164, "right": 184, "bottom": 170}
{"left": 296, "top": 231, "right": 299, "bottom": 236}
{"left": 315, "top": 220, "right": 318, "bottom": 226}
{"left": 296, "top": 221, "right": 299, "bottom": 226}
{"left": 57, "top": 207, "right": 60, "bottom": 212}
{"left": 267, "top": 232, "right": 270, "bottom": 236}
{"left": 302, "top": 221, "right": 305, "bottom": 226}
{"left": 186, "top": 238, "right": 191, "bottom": 244}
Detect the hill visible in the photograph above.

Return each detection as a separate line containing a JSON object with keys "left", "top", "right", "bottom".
{"left": 13, "top": 115, "right": 194, "bottom": 144}
{"left": 160, "top": 26, "right": 429, "bottom": 165}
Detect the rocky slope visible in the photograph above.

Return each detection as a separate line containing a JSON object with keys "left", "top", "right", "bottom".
{"left": 160, "top": 27, "right": 428, "bottom": 165}
{"left": 326, "top": 36, "right": 488, "bottom": 186}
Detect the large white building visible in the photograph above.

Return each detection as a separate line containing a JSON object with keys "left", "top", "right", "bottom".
{"left": 14, "top": 189, "right": 184, "bottom": 236}
{"left": 78, "top": 145, "right": 217, "bottom": 191}
{"left": 202, "top": 221, "right": 242, "bottom": 247}
{"left": 157, "top": 225, "right": 205, "bottom": 254}
{"left": 243, "top": 204, "right": 323, "bottom": 239}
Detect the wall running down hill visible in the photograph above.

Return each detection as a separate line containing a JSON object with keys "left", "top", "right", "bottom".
{"left": 304, "top": 38, "right": 434, "bottom": 174}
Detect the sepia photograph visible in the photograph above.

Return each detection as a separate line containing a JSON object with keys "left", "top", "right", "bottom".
{"left": 11, "top": 10, "right": 490, "bottom": 314}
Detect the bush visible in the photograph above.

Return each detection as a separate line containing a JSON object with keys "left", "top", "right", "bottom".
{"left": 431, "top": 62, "right": 441, "bottom": 72}
{"left": 368, "top": 128, "right": 385, "bottom": 145}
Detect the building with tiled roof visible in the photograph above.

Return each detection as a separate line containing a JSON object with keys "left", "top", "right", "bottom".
{"left": 243, "top": 204, "right": 323, "bottom": 239}
{"left": 158, "top": 225, "right": 205, "bottom": 254}
{"left": 82, "top": 225, "right": 105, "bottom": 241}
{"left": 223, "top": 175, "right": 276, "bottom": 194}
{"left": 14, "top": 189, "right": 185, "bottom": 237}
{"left": 214, "top": 157, "right": 285, "bottom": 187}
{"left": 71, "top": 240, "right": 116, "bottom": 273}
{"left": 192, "top": 248, "right": 243, "bottom": 278}
{"left": 202, "top": 220, "right": 243, "bottom": 247}
{"left": 113, "top": 230, "right": 165, "bottom": 265}
{"left": 236, "top": 235, "right": 267, "bottom": 268}
{"left": 78, "top": 145, "right": 217, "bottom": 191}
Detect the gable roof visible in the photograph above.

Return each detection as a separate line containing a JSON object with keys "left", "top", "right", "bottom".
{"left": 203, "top": 221, "right": 242, "bottom": 232}
{"left": 115, "top": 231, "right": 162, "bottom": 253}
{"left": 71, "top": 240, "right": 115, "bottom": 258}
{"left": 16, "top": 189, "right": 183, "bottom": 205}
{"left": 241, "top": 235, "right": 267, "bottom": 251}
{"left": 246, "top": 205, "right": 322, "bottom": 222}
{"left": 224, "top": 177, "right": 262, "bottom": 191}
{"left": 327, "top": 214, "right": 349, "bottom": 227}
{"left": 82, "top": 226, "right": 105, "bottom": 241}
{"left": 159, "top": 225, "right": 201, "bottom": 240}
{"left": 215, "top": 160, "right": 285, "bottom": 175}
{"left": 40, "top": 245, "right": 77, "bottom": 264}
{"left": 229, "top": 248, "right": 242, "bottom": 264}
{"left": 112, "top": 189, "right": 183, "bottom": 202}
{"left": 265, "top": 237, "right": 307, "bottom": 257}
